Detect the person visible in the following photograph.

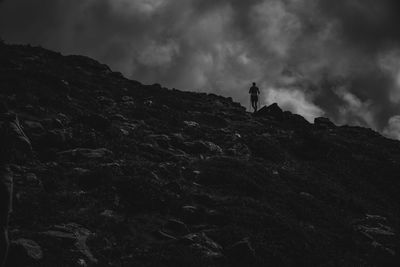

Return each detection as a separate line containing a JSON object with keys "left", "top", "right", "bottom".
{"left": 0, "top": 102, "right": 32, "bottom": 267}
{"left": 249, "top": 82, "right": 260, "bottom": 112}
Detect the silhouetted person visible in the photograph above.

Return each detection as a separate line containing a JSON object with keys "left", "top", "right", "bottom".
{"left": 0, "top": 102, "right": 31, "bottom": 267}
{"left": 249, "top": 82, "right": 260, "bottom": 112}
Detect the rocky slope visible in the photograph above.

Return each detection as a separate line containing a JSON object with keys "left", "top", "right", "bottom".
{"left": 0, "top": 41, "right": 399, "bottom": 266}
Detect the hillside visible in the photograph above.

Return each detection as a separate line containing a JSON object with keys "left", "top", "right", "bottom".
{"left": 0, "top": 41, "right": 399, "bottom": 266}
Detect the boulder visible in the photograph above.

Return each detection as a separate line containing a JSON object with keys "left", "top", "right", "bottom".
{"left": 25, "top": 172, "right": 42, "bottom": 187}
{"left": 183, "top": 121, "right": 199, "bottom": 128}
{"left": 353, "top": 214, "right": 397, "bottom": 263}
{"left": 41, "top": 117, "right": 64, "bottom": 129}
{"left": 184, "top": 140, "right": 222, "bottom": 155}
{"left": 147, "top": 134, "right": 171, "bottom": 148}
{"left": 283, "top": 112, "right": 310, "bottom": 128}
{"left": 180, "top": 232, "right": 223, "bottom": 260}
{"left": 23, "top": 120, "right": 45, "bottom": 133}
{"left": 255, "top": 103, "right": 283, "bottom": 120}
{"left": 163, "top": 219, "right": 190, "bottom": 236}
{"left": 77, "top": 113, "right": 111, "bottom": 131}
{"left": 111, "top": 122, "right": 138, "bottom": 137}
{"left": 206, "top": 209, "right": 228, "bottom": 226}
{"left": 100, "top": 209, "right": 124, "bottom": 223}
{"left": 9, "top": 238, "right": 43, "bottom": 265}
{"left": 97, "top": 96, "right": 116, "bottom": 108}
{"left": 181, "top": 205, "right": 207, "bottom": 224}
{"left": 73, "top": 165, "right": 114, "bottom": 190}
{"left": 58, "top": 148, "right": 113, "bottom": 161}
{"left": 56, "top": 113, "right": 70, "bottom": 126}
{"left": 111, "top": 114, "right": 128, "bottom": 122}
{"left": 39, "top": 128, "right": 73, "bottom": 149}
{"left": 41, "top": 223, "right": 98, "bottom": 264}
{"left": 314, "top": 117, "right": 336, "bottom": 129}
{"left": 226, "top": 142, "right": 251, "bottom": 159}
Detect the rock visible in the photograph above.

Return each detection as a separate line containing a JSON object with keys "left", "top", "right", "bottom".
{"left": 181, "top": 205, "right": 206, "bottom": 224}
{"left": 24, "top": 120, "right": 45, "bottom": 133}
{"left": 357, "top": 224, "right": 395, "bottom": 242}
{"left": 72, "top": 167, "right": 91, "bottom": 176}
{"left": 22, "top": 104, "right": 36, "bottom": 114}
{"left": 25, "top": 172, "right": 42, "bottom": 187}
{"left": 97, "top": 96, "right": 116, "bottom": 107}
{"left": 123, "top": 101, "right": 135, "bottom": 108}
{"left": 111, "top": 71, "right": 123, "bottom": 78}
{"left": 226, "top": 143, "right": 251, "bottom": 158}
{"left": 100, "top": 209, "right": 114, "bottom": 218}
{"left": 164, "top": 181, "right": 182, "bottom": 194}
{"left": 225, "top": 239, "right": 256, "bottom": 266}
{"left": 314, "top": 117, "right": 336, "bottom": 129}
{"left": 121, "top": 95, "right": 135, "bottom": 107}
{"left": 147, "top": 134, "right": 171, "bottom": 148}
{"left": 111, "top": 122, "right": 138, "bottom": 137}
{"left": 56, "top": 113, "right": 70, "bottom": 126}
{"left": 284, "top": 112, "right": 310, "bottom": 128}
{"left": 122, "top": 95, "right": 134, "bottom": 102}
{"left": 41, "top": 223, "right": 98, "bottom": 264}
{"left": 163, "top": 219, "right": 189, "bottom": 236}
{"left": 58, "top": 148, "right": 113, "bottom": 161}
{"left": 183, "top": 121, "right": 199, "bottom": 127}
{"left": 255, "top": 103, "right": 283, "bottom": 120}
{"left": 299, "top": 192, "right": 315, "bottom": 200}
{"left": 154, "top": 230, "right": 177, "bottom": 241}
{"left": 206, "top": 209, "right": 228, "bottom": 226}
{"left": 75, "top": 166, "right": 114, "bottom": 190}
{"left": 144, "top": 99, "right": 153, "bottom": 106}
{"left": 41, "top": 117, "right": 64, "bottom": 129}
{"left": 184, "top": 140, "right": 222, "bottom": 155}
{"left": 78, "top": 113, "right": 111, "bottom": 131}
{"left": 100, "top": 209, "right": 124, "bottom": 223}
{"left": 77, "top": 258, "right": 88, "bottom": 266}
{"left": 111, "top": 114, "right": 128, "bottom": 121}
{"left": 152, "top": 83, "right": 162, "bottom": 89}
{"left": 354, "top": 214, "right": 395, "bottom": 241}
{"left": 10, "top": 238, "right": 43, "bottom": 263}
{"left": 196, "top": 113, "right": 228, "bottom": 128}
{"left": 180, "top": 232, "right": 223, "bottom": 260}
{"left": 353, "top": 214, "right": 397, "bottom": 262}
{"left": 39, "top": 128, "right": 73, "bottom": 149}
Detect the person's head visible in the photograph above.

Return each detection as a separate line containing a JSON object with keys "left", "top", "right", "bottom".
{"left": 0, "top": 101, "right": 8, "bottom": 114}
{"left": 252, "top": 82, "right": 256, "bottom": 86}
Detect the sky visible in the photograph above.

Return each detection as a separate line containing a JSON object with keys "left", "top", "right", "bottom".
{"left": 1, "top": 0, "right": 400, "bottom": 139}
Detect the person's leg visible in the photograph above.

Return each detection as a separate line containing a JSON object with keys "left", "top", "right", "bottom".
{"left": 251, "top": 97, "right": 256, "bottom": 111}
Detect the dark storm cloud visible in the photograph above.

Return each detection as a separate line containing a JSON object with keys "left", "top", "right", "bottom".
{"left": 1, "top": 0, "right": 400, "bottom": 138}
{"left": 318, "top": 0, "right": 400, "bottom": 50}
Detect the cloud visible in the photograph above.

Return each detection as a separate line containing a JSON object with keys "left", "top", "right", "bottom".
{"left": 1, "top": 0, "right": 400, "bottom": 139}
{"left": 265, "top": 86, "right": 324, "bottom": 122}
{"left": 251, "top": 0, "right": 302, "bottom": 58}
{"left": 334, "top": 86, "right": 376, "bottom": 127}
{"left": 378, "top": 49, "right": 400, "bottom": 103}
{"left": 383, "top": 116, "right": 400, "bottom": 140}
{"left": 137, "top": 40, "right": 180, "bottom": 67}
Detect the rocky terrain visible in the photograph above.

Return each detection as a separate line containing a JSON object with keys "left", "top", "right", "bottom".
{"left": 0, "top": 41, "right": 399, "bottom": 266}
